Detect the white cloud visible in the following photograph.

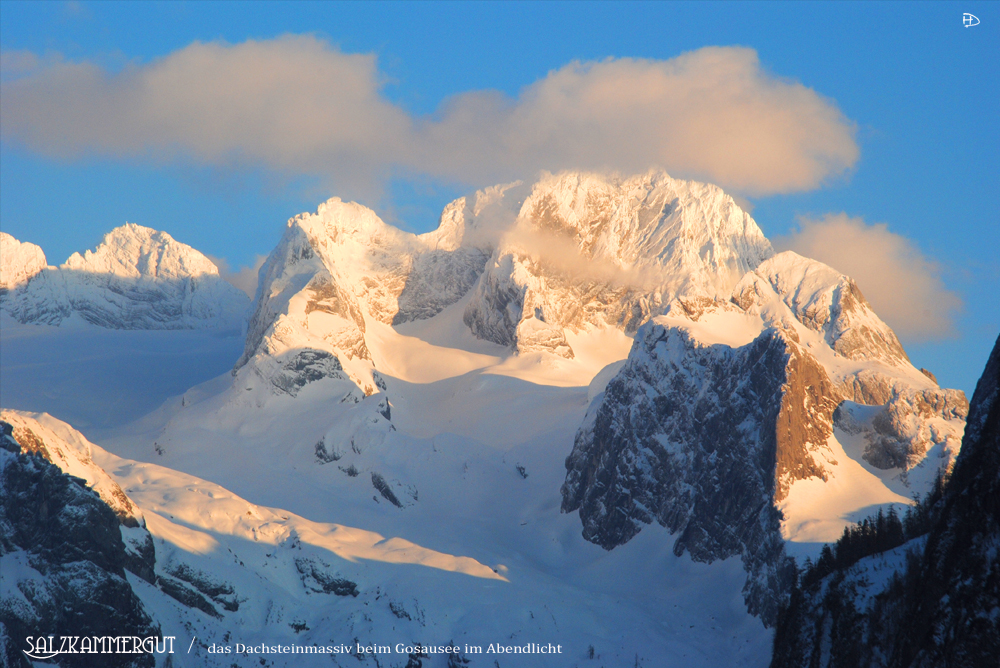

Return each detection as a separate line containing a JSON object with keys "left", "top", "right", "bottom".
{"left": 208, "top": 254, "right": 268, "bottom": 299}
{"left": 773, "top": 213, "right": 962, "bottom": 341}
{"left": 0, "top": 38, "right": 858, "bottom": 199}
{"left": 422, "top": 49, "right": 858, "bottom": 195}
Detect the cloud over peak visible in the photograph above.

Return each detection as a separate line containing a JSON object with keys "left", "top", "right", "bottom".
{"left": 1, "top": 37, "right": 858, "bottom": 198}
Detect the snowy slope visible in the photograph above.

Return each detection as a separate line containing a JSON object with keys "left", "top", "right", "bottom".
{"left": 2, "top": 407, "right": 773, "bottom": 668}
{"left": 1, "top": 224, "right": 249, "bottom": 330}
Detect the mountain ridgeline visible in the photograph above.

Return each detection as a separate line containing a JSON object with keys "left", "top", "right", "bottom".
{"left": 0, "top": 169, "right": 988, "bottom": 666}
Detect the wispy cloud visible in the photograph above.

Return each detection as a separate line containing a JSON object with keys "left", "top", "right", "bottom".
{"left": 773, "top": 213, "right": 962, "bottom": 341}
{"left": 1, "top": 37, "right": 858, "bottom": 200}
{"left": 208, "top": 254, "right": 268, "bottom": 299}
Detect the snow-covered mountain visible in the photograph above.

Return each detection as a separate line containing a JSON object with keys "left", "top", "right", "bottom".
{"left": 561, "top": 251, "right": 967, "bottom": 625}
{"left": 0, "top": 170, "right": 981, "bottom": 667}
{"left": 462, "top": 171, "right": 774, "bottom": 357}
{"left": 236, "top": 169, "right": 773, "bottom": 396}
{"left": 236, "top": 195, "right": 489, "bottom": 394}
{"left": 1, "top": 224, "right": 249, "bottom": 330}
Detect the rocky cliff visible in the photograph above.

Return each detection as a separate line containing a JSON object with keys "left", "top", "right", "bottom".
{"left": 0, "top": 415, "right": 159, "bottom": 668}
{"left": 561, "top": 252, "right": 968, "bottom": 626}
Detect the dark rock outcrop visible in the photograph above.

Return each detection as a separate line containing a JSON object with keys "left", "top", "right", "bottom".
{"left": 561, "top": 321, "right": 830, "bottom": 625}
{"left": 272, "top": 348, "right": 347, "bottom": 396}
{"left": 0, "top": 421, "right": 159, "bottom": 668}
{"left": 294, "top": 557, "right": 359, "bottom": 597}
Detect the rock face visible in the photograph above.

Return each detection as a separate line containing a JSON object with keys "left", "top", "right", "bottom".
{"left": 833, "top": 388, "right": 967, "bottom": 472}
{"left": 561, "top": 252, "right": 968, "bottom": 626}
{"left": 0, "top": 232, "right": 47, "bottom": 294}
{"left": 235, "top": 196, "right": 490, "bottom": 395}
{"left": 0, "top": 416, "right": 159, "bottom": 668}
{"left": 770, "top": 333, "right": 1000, "bottom": 668}
{"left": 562, "top": 321, "right": 802, "bottom": 624}
{"left": 0, "top": 411, "right": 157, "bottom": 582}
{"left": 464, "top": 171, "right": 774, "bottom": 357}
{"left": 1, "top": 224, "right": 249, "bottom": 329}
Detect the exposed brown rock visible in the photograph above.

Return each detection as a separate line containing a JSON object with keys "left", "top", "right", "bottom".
{"left": 11, "top": 424, "right": 48, "bottom": 461}
{"left": 774, "top": 343, "right": 840, "bottom": 501}
{"left": 305, "top": 276, "right": 366, "bottom": 332}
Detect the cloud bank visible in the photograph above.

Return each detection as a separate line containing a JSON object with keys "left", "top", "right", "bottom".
{"left": 774, "top": 214, "right": 961, "bottom": 341}
{"left": 1, "top": 36, "right": 858, "bottom": 198}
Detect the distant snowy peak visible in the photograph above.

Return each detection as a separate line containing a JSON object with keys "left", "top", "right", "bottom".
{"left": 1, "top": 223, "right": 249, "bottom": 330}
{"left": 464, "top": 170, "right": 775, "bottom": 357}
{"left": 0, "top": 231, "right": 47, "bottom": 292}
{"left": 63, "top": 222, "right": 222, "bottom": 281}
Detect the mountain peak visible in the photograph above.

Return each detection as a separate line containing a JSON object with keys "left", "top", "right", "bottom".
{"left": 62, "top": 222, "right": 223, "bottom": 281}
{"left": 735, "top": 250, "right": 910, "bottom": 367}
{"left": 463, "top": 169, "right": 774, "bottom": 356}
{"left": 0, "top": 231, "right": 47, "bottom": 292}
{"left": 2, "top": 223, "right": 248, "bottom": 329}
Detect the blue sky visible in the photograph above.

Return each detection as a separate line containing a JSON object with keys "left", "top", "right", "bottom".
{"left": 1, "top": 1, "right": 997, "bottom": 394}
